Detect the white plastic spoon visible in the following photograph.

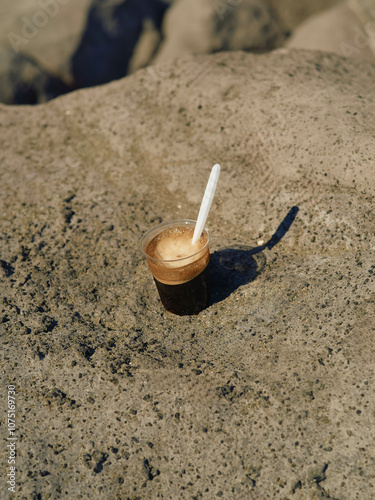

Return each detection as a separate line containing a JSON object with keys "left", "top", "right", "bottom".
{"left": 192, "top": 163, "right": 221, "bottom": 244}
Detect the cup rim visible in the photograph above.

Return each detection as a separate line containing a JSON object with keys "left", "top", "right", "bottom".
{"left": 141, "top": 219, "right": 210, "bottom": 264}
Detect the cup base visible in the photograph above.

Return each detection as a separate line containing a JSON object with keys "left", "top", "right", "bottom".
{"left": 154, "top": 266, "right": 209, "bottom": 316}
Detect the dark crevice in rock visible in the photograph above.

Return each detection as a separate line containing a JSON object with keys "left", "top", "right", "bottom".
{"left": 0, "top": 259, "right": 15, "bottom": 277}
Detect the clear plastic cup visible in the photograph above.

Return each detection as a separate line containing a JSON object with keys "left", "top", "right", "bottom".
{"left": 141, "top": 219, "right": 210, "bottom": 315}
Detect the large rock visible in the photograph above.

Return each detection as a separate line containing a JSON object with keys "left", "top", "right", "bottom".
{"left": 0, "top": 0, "right": 172, "bottom": 102}
{"left": 0, "top": 0, "right": 353, "bottom": 104}
{"left": 286, "top": 0, "right": 375, "bottom": 63}
{"left": 1, "top": 49, "right": 374, "bottom": 499}
{"left": 0, "top": 0, "right": 91, "bottom": 103}
{"left": 153, "top": 0, "right": 287, "bottom": 64}
{"left": 0, "top": 0, "right": 91, "bottom": 77}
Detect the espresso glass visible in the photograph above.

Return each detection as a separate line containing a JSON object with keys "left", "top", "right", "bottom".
{"left": 141, "top": 219, "right": 210, "bottom": 315}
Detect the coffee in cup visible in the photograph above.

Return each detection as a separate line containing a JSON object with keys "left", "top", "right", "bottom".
{"left": 141, "top": 219, "right": 210, "bottom": 315}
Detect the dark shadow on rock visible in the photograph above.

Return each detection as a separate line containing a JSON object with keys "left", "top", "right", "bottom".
{"left": 0, "top": 47, "right": 72, "bottom": 105}
{"left": 72, "top": 0, "right": 169, "bottom": 88}
{"left": 209, "top": 206, "right": 299, "bottom": 305}
{"left": 13, "top": 72, "right": 71, "bottom": 105}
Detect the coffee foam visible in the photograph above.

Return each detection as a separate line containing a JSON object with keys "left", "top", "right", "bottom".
{"left": 146, "top": 226, "right": 209, "bottom": 284}
{"left": 149, "top": 227, "right": 205, "bottom": 267}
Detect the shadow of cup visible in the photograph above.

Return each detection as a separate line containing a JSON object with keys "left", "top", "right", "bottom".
{"left": 209, "top": 245, "right": 267, "bottom": 305}
{"left": 208, "top": 206, "right": 299, "bottom": 306}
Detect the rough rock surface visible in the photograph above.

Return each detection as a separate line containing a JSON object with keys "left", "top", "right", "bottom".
{"left": 1, "top": 49, "right": 375, "bottom": 499}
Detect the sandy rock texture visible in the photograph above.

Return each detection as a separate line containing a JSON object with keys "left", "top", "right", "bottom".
{"left": 1, "top": 49, "right": 375, "bottom": 499}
